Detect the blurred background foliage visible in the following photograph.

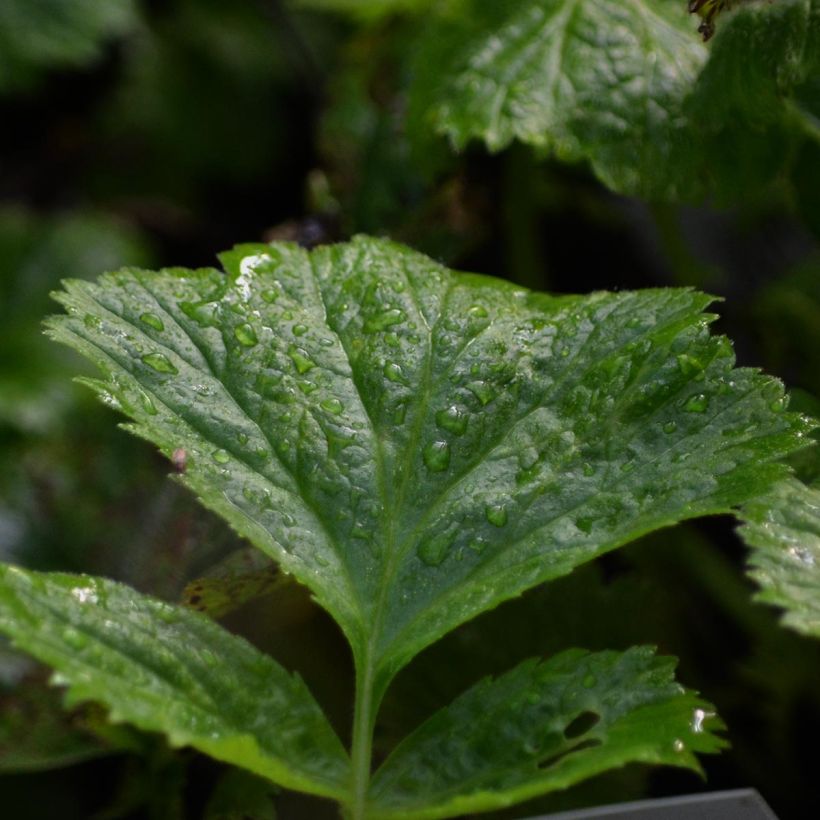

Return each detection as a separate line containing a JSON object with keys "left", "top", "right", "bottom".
{"left": 0, "top": 1, "right": 819, "bottom": 818}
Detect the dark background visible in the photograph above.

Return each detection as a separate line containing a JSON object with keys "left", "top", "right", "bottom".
{"left": 1, "top": 1, "right": 820, "bottom": 818}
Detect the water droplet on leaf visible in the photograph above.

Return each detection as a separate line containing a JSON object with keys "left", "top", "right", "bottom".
{"left": 212, "top": 449, "right": 230, "bottom": 464}
{"left": 423, "top": 440, "right": 451, "bottom": 473}
{"left": 142, "top": 353, "right": 178, "bottom": 375}
{"left": 683, "top": 393, "right": 709, "bottom": 413}
{"left": 140, "top": 313, "right": 164, "bottom": 331}
{"left": 288, "top": 345, "right": 315, "bottom": 374}
{"left": 485, "top": 504, "right": 508, "bottom": 527}
{"left": 234, "top": 323, "right": 258, "bottom": 347}
{"left": 321, "top": 398, "right": 344, "bottom": 415}
{"left": 436, "top": 405, "right": 468, "bottom": 435}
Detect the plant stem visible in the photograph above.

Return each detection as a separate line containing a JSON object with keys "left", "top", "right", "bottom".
{"left": 350, "top": 651, "right": 377, "bottom": 820}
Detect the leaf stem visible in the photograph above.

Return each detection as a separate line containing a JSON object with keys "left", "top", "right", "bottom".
{"left": 350, "top": 651, "right": 377, "bottom": 820}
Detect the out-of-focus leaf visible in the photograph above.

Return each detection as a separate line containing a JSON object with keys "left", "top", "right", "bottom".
{"left": 739, "top": 473, "right": 820, "bottom": 638}
{"left": 0, "top": 673, "right": 108, "bottom": 772}
{"left": 0, "top": 208, "right": 152, "bottom": 433}
{"left": 0, "top": 566, "right": 350, "bottom": 798}
{"left": 47, "top": 235, "right": 809, "bottom": 703}
{"left": 409, "top": 0, "right": 707, "bottom": 199}
{"left": 368, "top": 647, "right": 724, "bottom": 819}
{"left": 294, "top": 0, "right": 434, "bottom": 21}
{"left": 0, "top": 0, "right": 138, "bottom": 92}
{"left": 181, "top": 548, "right": 284, "bottom": 619}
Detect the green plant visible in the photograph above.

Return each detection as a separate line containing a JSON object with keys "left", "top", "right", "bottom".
{"left": 0, "top": 235, "right": 813, "bottom": 818}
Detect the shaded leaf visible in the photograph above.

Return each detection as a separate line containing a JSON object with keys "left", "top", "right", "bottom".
{"left": 739, "top": 474, "right": 820, "bottom": 638}
{"left": 0, "top": 565, "right": 350, "bottom": 798}
{"left": 205, "top": 768, "right": 278, "bottom": 820}
{"left": 409, "top": 0, "right": 707, "bottom": 198}
{"left": 368, "top": 647, "right": 724, "bottom": 819}
{"left": 46, "top": 236, "right": 810, "bottom": 699}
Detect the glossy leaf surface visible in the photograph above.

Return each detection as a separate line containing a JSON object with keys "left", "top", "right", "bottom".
{"left": 47, "top": 236, "right": 809, "bottom": 693}
{"left": 0, "top": 565, "right": 350, "bottom": 798}
{"left": 409, "top": 0, "right": 707, "bottom": 197}
{"left": 368, "top": 647, "right": 724, "bottom": 819}
{"left": 739, "top": 475, "right": 820, "bottom": 638}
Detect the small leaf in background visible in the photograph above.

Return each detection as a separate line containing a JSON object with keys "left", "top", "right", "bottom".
{"left": 181, "top": 548, "right": 284, "bottom": 619}
{"left": 739, "top": 474, "right": 820, "bottom": 638}
{"left": 0, "top": 566, "right": 350, "bottom": 798}
{"left": 368, "top": 647, "right": 724, "bottom": 819}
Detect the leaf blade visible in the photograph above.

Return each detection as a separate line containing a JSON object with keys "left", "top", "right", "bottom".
{"left": 47, "top": 236, "right": 811, "bottom": 687}
{"left": 368, "top": 647, "right": 724, "bottom": 819}
{"left": 0, "top": 565, "right": 350, "bottom": 798}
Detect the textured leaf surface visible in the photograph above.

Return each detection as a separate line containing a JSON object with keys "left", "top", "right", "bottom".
{"left": 48, "top": 236, "right": 809, "bottom": 693}
{"left": 739, "top": 474, "right": 820, "bottom": 638}
{"left": 0, "top": 565, "right": 350, "bottom": 797}
{"left": 409, "top": 0, "right": 707, "bottom": 197}
{"left": 0, "top": 0, "right": 137, "bottom": 92}
{"left": 368, "top": 647, "right": 724, "bottom": 819}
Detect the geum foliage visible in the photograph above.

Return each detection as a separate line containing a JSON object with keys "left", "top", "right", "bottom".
{"left": 0, "top": 236, "right": 810, "bottom": 818}
{"left": 408, "top": 0, "right": 820, "bottom": 200}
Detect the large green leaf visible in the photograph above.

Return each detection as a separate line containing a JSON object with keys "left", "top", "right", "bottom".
{"left": 368, "top": 647, "right": 724, "bottom": 819}
{"left": 739, "top": 475, "right": 820, "bottom": 638}
{"left": 47, "top": 236, "right": 809, "bottom": 700}
{"left": 0, "top": 565, "right": 350, "bottom": 798}
{"left": 408, "top": 0, "right": 708, "bottom": 198}
{"left": 0, "top": 0, "right": 138, "bottom": 92}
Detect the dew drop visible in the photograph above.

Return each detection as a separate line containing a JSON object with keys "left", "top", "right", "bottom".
{"left": 663, "top": 420, "right": 678, "bottom": 434}
{"left": 180, "top": 300, "right": 218, "bottom": 328}
{"left": 418, "top": 531, "right": 455, "bottom": 566}
{"left": 683, "top": 393, "right": 709, "bottom": 413}
{"left": 769, "top": 397, "right": 787, "bottom": 413}
{"left": 582, "top": 463, "right": 595, "bottom": 477}
{"left": 467, "top": 381, "right": 496, "bottom": 406}
{"left": 468, "top": 304, "right": 489, "bottom": 318}
{"left": 137, "top": 388, "right": 157, "bottom": 415}
{"left": 691, "top": 707, "right": 713, "bottom": 733}
{"left": 673, "top": 739, "right": 685, "bottom": 753}
{"left": 676, "top": 353, "right": 702, "bottom": 377}
{"left": 321, "top": 398, "right": 344, "bottom": 415}
{"left": 84, "top": 314, "right": 101, "bottom": 329}
{"left": 288, "top": 345, "right": 315, "bottom": 374}
{"left": 140, "top": 313, "right": 164, "bottom": 332}
{"left": 293, "top": 323, "right": 308, "bottom": 337}
{"left": 297, "top": 380, "right": 318, "bottom": 395}
{"left": 364, "top": 308, "right": 406, "bottom": 333}
{"left": 141, "top": 352, "right": 178, "bottom": 375}
{"left": 423, "top": 440, "right": 451, "bottom": 473}
{"left": 383, "top": 362, "right": 407, "bottom": 384}
{"left": 261, "top": 289, "right": 278, "bottom": 303}
{"left": 212, "top": 449, "right": 230, "bottom": 464}
{"left": 234, "top": 323, "right": 258, "bottom": 347}
{"left": 435, "top": 405, "right": 468, "bottom": 435}
{"left": 485, "top": 504, "right": 508, "bottom": 527}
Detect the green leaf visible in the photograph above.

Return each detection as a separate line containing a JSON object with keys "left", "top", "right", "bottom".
{"left": 294, "top": 0, "right": 435, "bottom": 20}
{"left": 738, "top": 474, "right": 820, "bottom": 638}
{"left": 47, "top": 235, "right": 809, "bottom": 698}
{"left": 408, "top": 0, "right": 708, "bottom": 198}
{"left": 0, "top": 565, "right": 350, "bottom": 798}
{"left": 368, "top": 647, "right": 724, "bottom": 819}
{"left": 0, "top": 0, "right": 138, "bottom": 92}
